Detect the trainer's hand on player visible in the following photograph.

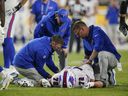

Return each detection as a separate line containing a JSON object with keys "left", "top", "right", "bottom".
{"left": 84, "top": 59, "right": 92, "bottom": 64}
{"left": 83, "top": 59, "right": 92, "bottom": 64}
{"left": 62, "top": 48, "right": 68, "bottom": 57}
{"left": 81, "top": 59, "right": 92, "bottom": 65}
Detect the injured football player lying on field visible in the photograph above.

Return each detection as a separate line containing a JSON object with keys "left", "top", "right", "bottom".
{"left": 50, "top": 64, "right": 103, "bottom": 88}
{"left": 14, "top": 64, "right": 103, "bottom": 88}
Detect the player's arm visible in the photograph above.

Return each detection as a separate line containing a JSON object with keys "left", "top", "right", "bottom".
{"left": 0, "top": 0, "right": 5, "bottom": 44}
{"left": 6, "top": 0, "right": 28, "bottom": 15}
{"left": 93, "top": 2, "right": 98, "bottom": 16}
{"left": 120, "top": 0, "right": 127, "bottom": 24}
{"left": 119, "top": 0, "right": 128, "bottom": 36}
{"left": 14, "top": 0, "right": 28, "bottom": 12}
{"left": 0, "top": 0, "right": 5, "bottom": 27}
{"left": 83, "top": 81, "right": 103, "bottom": 88}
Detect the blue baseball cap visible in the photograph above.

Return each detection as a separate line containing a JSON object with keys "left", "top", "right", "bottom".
{"left": 56, "top": 9, "right": 69, "bottom": 23}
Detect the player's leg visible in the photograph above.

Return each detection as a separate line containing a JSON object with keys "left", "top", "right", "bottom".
{"left": 3, "top": 14, "right": 16, "bottom": 69}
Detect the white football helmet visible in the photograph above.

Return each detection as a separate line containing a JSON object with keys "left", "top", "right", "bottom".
{"left": 50, "top": 73, "right": 61, "bottom": 87}
{"left": 51, "top": 70, "right": 76, "bottom": 88}
{"left": 59, "top": 69, "right": 76, "bottom": 88}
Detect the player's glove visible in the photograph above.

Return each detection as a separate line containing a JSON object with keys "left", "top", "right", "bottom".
{"left": 119, "top": 22, "right": 128, "bottom": 36}
{"left": 40, "top": 78, "right": 51, "bottom": 88}
{"left": 0, "top": 74, "right": 13, "bottom": 90}
{"left": 119, "top": 16, "right": 128, "bottom": 36}
{"left": 0, "top": 25, "right": 4, "bottom": 44}
{"left": 6, "top": 3, "right": 22, "bottom": 16}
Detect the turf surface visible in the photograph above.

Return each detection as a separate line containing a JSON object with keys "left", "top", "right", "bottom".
{"left": 0, "top": 50, "right": 128, "bottom": 96}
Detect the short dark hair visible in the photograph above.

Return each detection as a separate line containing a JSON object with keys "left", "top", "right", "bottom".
{"left": 51, "top": 35, "right": 64, "bottom": 45}
{"left": 72, "top": 20, "right": 87, "bottom": 32}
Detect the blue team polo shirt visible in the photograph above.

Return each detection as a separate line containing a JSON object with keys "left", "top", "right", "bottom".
{"left": 83, "top": 25, "right": 121, "bottom": 61}
{"left": 106, "top": 6, "right": 119, "bottom": 24}
{"left": 31, "top": 0, "right": 59, "bottom": 23}
{"left": 34, "top": 11, "right": 71, "bottom": 48}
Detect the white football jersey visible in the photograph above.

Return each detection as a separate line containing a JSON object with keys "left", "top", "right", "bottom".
{"left": 71, "top": 4, "right": 85, "bottom": 19}
{"left": 3, "top": 0, "right": 20, "bottom": 37}
{"left": 80, "top": 0, "right": 98, "bottom": 16}
{"left": 51, "top": 65, "right": 95, "bottom": 88}
{"left": 71, "top": 64, "right": 95, "bottom": 87}
{"left": 5, "top": 0, "right": 19, "bottom": 11}
{"left": 68, "top": 0, "right": 75, "bottom": 6}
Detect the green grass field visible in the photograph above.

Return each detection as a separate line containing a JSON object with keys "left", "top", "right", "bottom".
{"left": 0, "top": 50, "right": 128, "bottom": 96}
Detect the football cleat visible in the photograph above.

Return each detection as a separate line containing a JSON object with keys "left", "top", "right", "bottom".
{"left": 0, "top": 74, "right": 13, "bottom": 90}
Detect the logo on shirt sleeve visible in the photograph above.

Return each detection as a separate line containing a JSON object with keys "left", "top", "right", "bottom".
{"left": 41, "top": 24, "right": 44, "bottom": 27}
{"left": 43, "top": 55, "right": 46, "bottom": 59}
{"left": 94, "top": 34, "right": 99, "bottom": 37}
{"left": 61, "top": 28, "right": 66, "bottom": 33}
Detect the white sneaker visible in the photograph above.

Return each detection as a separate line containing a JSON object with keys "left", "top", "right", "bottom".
{"left": 0, "top": 74, "right": 13, "bottom": 90}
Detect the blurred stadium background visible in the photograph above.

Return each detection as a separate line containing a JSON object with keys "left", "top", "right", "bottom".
{"left": 0, "top": 0, "right": 127, "bottom": 52}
